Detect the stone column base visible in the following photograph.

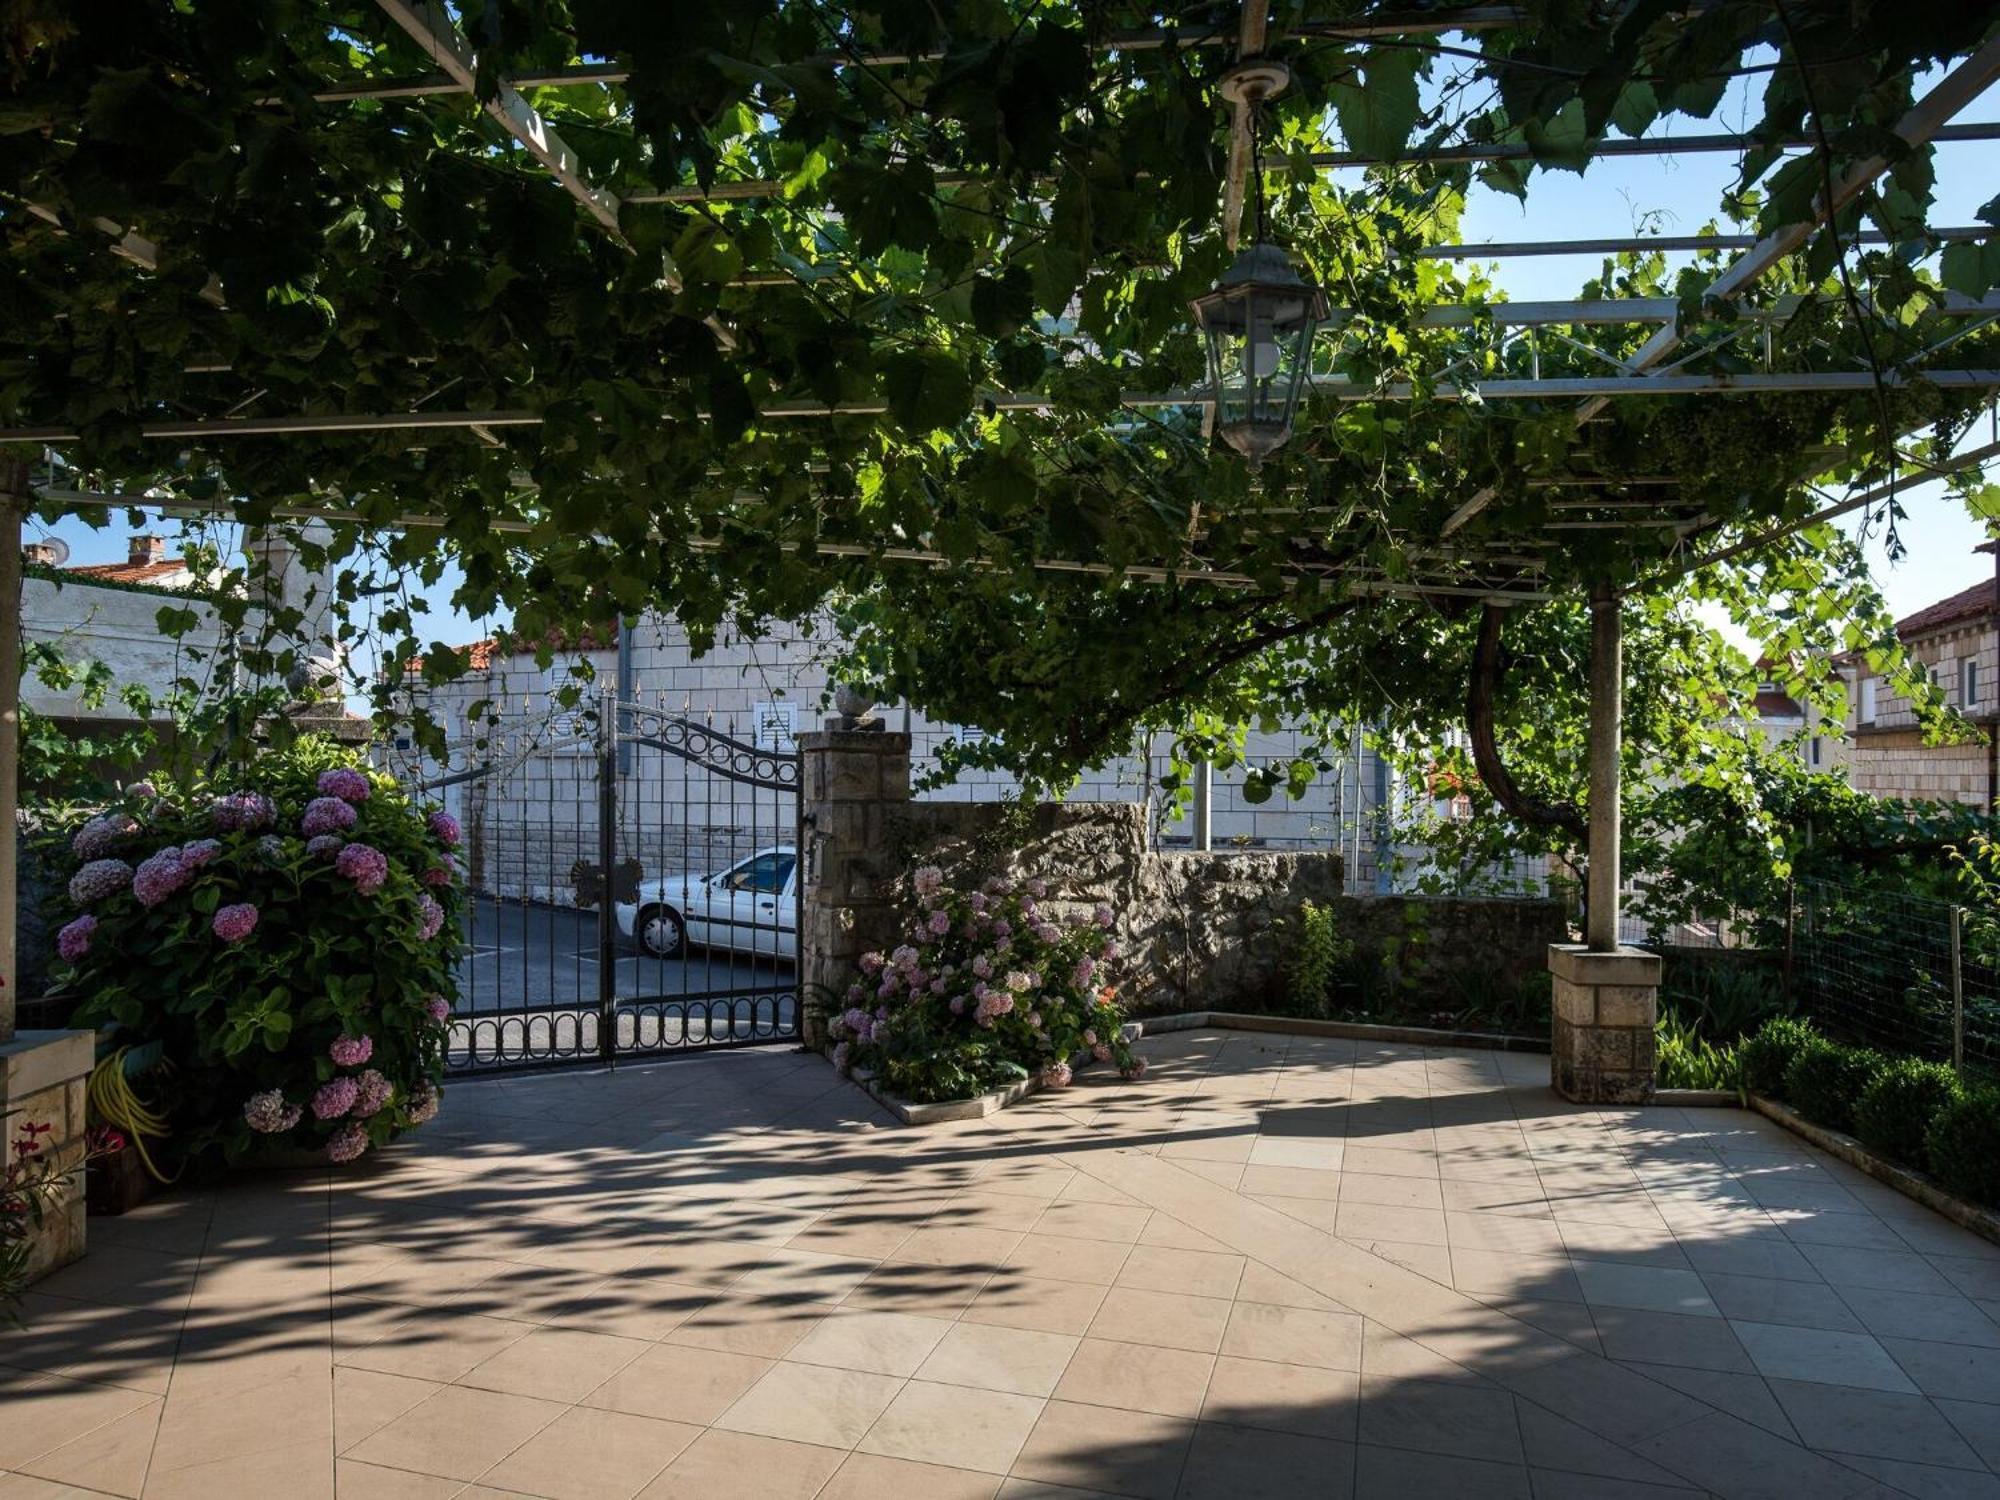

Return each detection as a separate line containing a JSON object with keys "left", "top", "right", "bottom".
{"left": 1548, "top": 945, "right": 1660, "bottom": 1104}
{"left": 1, "top": 1029, "right": 94, "bottom": 1282}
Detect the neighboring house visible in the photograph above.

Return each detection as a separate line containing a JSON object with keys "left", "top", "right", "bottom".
{"left": 23, "top": 527, "right": 366, "bottom": 752}
{"left": 22, "top": 534, "right": 230, "bottom": 732}
{"left": 387, "top": 612, "right": 1448, "bottom": 905}
{"left": 1830, "top": 551, "right": 1998, "bottom": 808}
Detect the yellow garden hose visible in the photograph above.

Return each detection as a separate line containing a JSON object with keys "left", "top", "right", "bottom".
{"left": 86, "top": 1049, "right": 177, "bottom": 1183}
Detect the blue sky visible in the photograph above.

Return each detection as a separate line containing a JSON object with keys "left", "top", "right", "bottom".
{"left": 31, "top": 75, "right": 1999, "bottom": 655}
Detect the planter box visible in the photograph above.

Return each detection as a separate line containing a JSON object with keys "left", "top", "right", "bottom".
{"left": 839, "top": 1023, "right": 1143, "bottom": 1127}
{"left": 85, "top": 1141, "right": 157, "bottom": 1217}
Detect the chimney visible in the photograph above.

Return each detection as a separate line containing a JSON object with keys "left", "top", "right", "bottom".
{"left": 22, "top": 541, "right": 62, "bottom": 567}
{"left": 128, "top": 534, "right": 167, "bottom": 566}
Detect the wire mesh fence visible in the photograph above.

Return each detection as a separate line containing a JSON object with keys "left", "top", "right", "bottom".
{"left": 1795, "top": 878, "right": 1999, "bottom": 1076}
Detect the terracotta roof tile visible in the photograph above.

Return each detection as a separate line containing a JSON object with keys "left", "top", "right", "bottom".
{"left": 1894, "top": 578, "right": 1998, "bottom": 640}
{"left": 66, "top": 560, "right": 189, "bottom": 584}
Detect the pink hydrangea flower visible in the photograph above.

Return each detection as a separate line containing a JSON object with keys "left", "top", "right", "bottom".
{"left": 426, "top": 995, "right": 450, "bottom": 1024}
{"left": 929, "top": 978, "right": 947, "bottom": 994}
{"left": 325, "top": 1121, "right": 369, "bottom": 1163}
{"left": 405, "top": 1085, "right": 441, "bottom": 1125}
{"left": 1092, "top": 1043, "right": 1113, "bottom": 1063}
{"left": 992, "top": 919, "right": 1012, "bottom": 938}
{"left": 302, "top": 796, "right": 359, "bottom": 837}
{"left": 416, "top": 894, "right": 444, "bottom": 940}
{"left": 329, "top": 1034, "right": 374, "bottom": 1067}
{"left": 69, "top": 858, "right": 133, "bottom": 905}
{"left": 1040, "top": 1061, "right": 1072, "bottom": 1089}
{"left": 926, "top": 909, "right": 951, "bottom": 936}
{"left": 972, "top": 955, "right": 993, "bottom": 979}
{"left": 335, "top": 842, "right": 389, "bottom": 894}
{"left": 427, "top": 810, "right": 462, "bottom": 847}
{"left": 1072, "top": 958, "right": 1097, "bottom": 987}
{"left": 830, "top": 1041, "right": 852, "bottom": 1074}
{"left": 212, "top": 903, "right": 259, "bottom": 943}
{"left": 242, "top": 1089, "right": 301, "bottom": 1134}
{"left": 351, "top": 1069, "right": 394, "bottom": 1117}
{"left": 306, "top": 834, "right": 344, "bottom": 859}
{"left": 132, "top": 847, "right": 190, "bottom": 907}
{"left": 968, "top": 891, "right": 989, "bottom": 913}
{"left": 1083, "top": 1028, "right": 1097, "bottom": 1046}
{"left": 71, "top": 812, "right": 138, "bottom": 861}
{"left": 312, "top": 1076, "right": 360, "bottom": 1119}
{"left": 316, "top": 768, "right": 372, "bottom": 803}
{"left": 1094, "top": 904, "right": 1115, "bottom": 928}
{"left": 423, "top": 854, "right": 457, "bottom": 887}
{"left": 56, "top": 914, "right": 97, "bottom": 962}
{"left": 1026, "top": 877, "right": 1048, "bottom": 898}
{"left": 841, "top": 1006, "right": 873, "bottom": 1039}
{"left": 210, "top": 791, "right": 276, "bottom": 832}
{"left": 858, "top": 951, "right": 885, "bottom": 974}
{"left": 949, "top": 995, "right": 966, "bottom": 1015}
{"left": 181, "top": 837, "right": 223, "bottom": 868}
{"left": 1121, "top": 1057, "right": 1148, "bottom": 1081}
{"left": 912, "top": 865, "right": 944, "bottom": 898}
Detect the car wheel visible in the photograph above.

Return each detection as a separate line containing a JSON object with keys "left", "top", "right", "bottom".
{"left": 638, "top": 905, "right": 688, "bottom": 959}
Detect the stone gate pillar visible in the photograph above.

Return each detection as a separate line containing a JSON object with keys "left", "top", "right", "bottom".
{"left": 798, "top": 728, "right": 910, "bottom": 1049}
{"left": 1549, "top": 944, "right": 1660, "bottom": 1103}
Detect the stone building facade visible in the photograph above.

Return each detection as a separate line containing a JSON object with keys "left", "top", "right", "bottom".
{"left": 387, "top": 612, "right": 1474, "bottom": 907}
{"left": 1828, "top": 562, "right": 1998, "bottom": 808}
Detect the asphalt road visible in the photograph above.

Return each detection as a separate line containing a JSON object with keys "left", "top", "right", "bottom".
{"left": 445, "top": 897, "right": 797, "bottom": 1068}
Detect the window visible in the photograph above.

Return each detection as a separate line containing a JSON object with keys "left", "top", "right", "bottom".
{"left": 1965, "top": 658, "right": 1980, "bottom": 710}
{"left": 1860, "top": 677, "right": 1878, "bottom": 723}
{"left": 724, "top": 851, "right": 795, "bottom": 893}
{"left": 1810, "top": 736, "right": 1822, "bottom": 767}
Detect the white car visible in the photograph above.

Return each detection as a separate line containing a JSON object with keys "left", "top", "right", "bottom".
{"left": 614, "top": 846, "right": 798, "bottom": 962}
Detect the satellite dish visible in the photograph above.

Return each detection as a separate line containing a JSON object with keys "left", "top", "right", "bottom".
{"left": 38, "top": 536, "right": 70, "bottom": 566}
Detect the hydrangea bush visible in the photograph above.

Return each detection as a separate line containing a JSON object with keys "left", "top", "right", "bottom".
{"left": 829, "top": 866, "right": 1140, "bottom": 1103}
{"left": 50, "top": 737, "right": 462, "bottom": 1165}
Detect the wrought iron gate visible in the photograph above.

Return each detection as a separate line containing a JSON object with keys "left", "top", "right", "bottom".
{"left": 390, "top": 690, "right": 802, "bottom": 1074}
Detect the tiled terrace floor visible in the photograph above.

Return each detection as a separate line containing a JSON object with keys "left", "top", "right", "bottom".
{"left": 4, "top": 1028, "right": 2000, "bottom": 1499}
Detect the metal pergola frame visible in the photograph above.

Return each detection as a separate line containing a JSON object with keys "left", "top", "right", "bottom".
{"left": 7, "top": 4, "right": 2000, "bottom": 994}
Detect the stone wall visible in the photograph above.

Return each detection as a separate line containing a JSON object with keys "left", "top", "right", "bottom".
{"left": 877, "top": 800, "right": 1564, "bottom": 1016}
{"left": 0, "top": 1030, "right": 92, "bottom": 1283}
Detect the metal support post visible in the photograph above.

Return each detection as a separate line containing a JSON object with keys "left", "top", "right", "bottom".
{"left": 1586, "top": 583, "right": 1623, "bottom": 952}
{"left": 1193, "top": 760, "right": 1213, "bottom": 852}
{"left": 1951, "top": 905, "right": 1966, "bottom": 1075}
{"left": 596, "top": 686, "right": 619, "bottom": 1063}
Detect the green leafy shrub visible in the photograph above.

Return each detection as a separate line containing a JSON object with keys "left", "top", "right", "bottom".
{"left": 1853, "top": 1058, "right": 1965, "bottom": 1168}
{"left": 1783, "top": 1040, "right": 1889, "bottom": 1134}
{"left": 1738, "top": 1015, "right": 1822, "bottom": 1099}
{"left": 830, "top": 867, "right": 1135, "bottom": 1103}
{"left": 51, "top": 737, "right": 462, "bottom": 1165}
{"left": 1282, "top": 900, "right": 1353, "bottom": 1019}
{"left": 1656, "top": 1012, "right": 1740, "bottom": 1090}
{"left": 1663, "top": 960, "right": 1788, "bottom": 1042}
{"left": 1925, "top": 1087, "right": 2000, "bottom": 1207}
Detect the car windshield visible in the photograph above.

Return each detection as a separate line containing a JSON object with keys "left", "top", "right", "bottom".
{"left": 724, "top": 852, "right": 794, "bottom": 893}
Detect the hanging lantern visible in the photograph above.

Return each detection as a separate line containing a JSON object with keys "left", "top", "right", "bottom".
{"left": 1190, "top": 241, "right": 1328, "bottom": 467}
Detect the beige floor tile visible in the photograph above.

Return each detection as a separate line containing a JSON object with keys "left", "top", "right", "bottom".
{"left": 1732, "top": 1321, "right": 1918, "bottom": 1393}
{"left": 933, "top": 1192, "right": 1054, "bottom": 1233}
{"left": 458, "top": 1325, "right": 651, "bottom": 1402}
{"left": 141, "top": 1439, "right": 337, "bottom": 1500}
{"left": 0, "top": 1374, "right": 159, "bottom": 1469}
{"left": 1052, "top": 1338, "right": 1214, "bottom": 1418}
{"left": 857, "top": 1379, "right": 1045, "bottom": 1473}
{"left": 1247, "top": 1137, "right": 1345, "bottom": 1172}
{"left": 664, "top": 1293, "right": 829, "bottom": 1359}
{"left": 790, "top": 1309, "right": 956, "bottom": 1376}
{"left": 1003, "top": 1233, "right": 1134, "bottom": 1286}
{"left": 348, "top": 1385, "right": 567, "bottom": 1481}
{"left": 918, "top": 1323, "right": 1080, "bottom": 1397}
{"left": 1009, "top": 1400, "right": 1195, "bottom": 1500}
{"left": 1237, "top": 1165, "right": 1343, "bottom": 1203}
{"left": 1355, "top": 1444, "right": 1528, "bottom": 1498}
{"left": 1571, "top": 1260, "right": 1719, "bottom": 1319}
{"left": 1219, "top": 1302, "right": 1363, "bottom": 1371}
{"left": 1446, "top": 1210, "right": 1568, "bottom": 1257}
{"left": 15, "top": 1396, "right": 160, "bottom": 1497}
{"left": 1134, "top": 1216, "right": 1234, "bottom": 1253}
{"left": 1340, "top": 1173, "right": 1445, "bottom": 1211}
{"left": 1440, "top": 1180, "right": 1552, "bottom": 1219}
{"left": 583, "top": 1341, "right": 771, "bottom": 1424}
{"left": 714, "top": 1358, "right": 903, "bottom": 1447}
{"left": 1341, "top": 1146, "right": 1439, "bottom": 1180}
{"left": 333, "top": 1367, "right": 444, "bottom": 1453}
{"left": 1178, "top": 1421, "right": 1356, "bottom": 1500}
{"left": 1336, "top": 1202, "right": 1448, "bottom": 1247}
{"left": 1450, "top": 1248, "right": 1585, "bottom": 1304}
{"left": 893, "top": 1226, "right": 1030, "bottom": 1269}
{"left": 336, "top": 1306, "right": 538, "bottom": 1383}
{"left": 542, "top": 1277, "right": 714, "bottom": 1341}
{"left": 1233, "top": 1263, "right": 1349, "bottom": 1313}
{"left": 1356, "top": 1373, "right": 1524, "bottom": 1463}
{"left": 477, "top": 1406, "right": 704, "bottom": 1500}
{"left": 731, "top": 1247, "right": 880, "bottom": 1302}
{"left": 1086, "top": 1288, "right": 1232, "bottom": 1354}
{"left": 635, "top": 1429, "right": 844, "bottom": 1499}
{"left": 819, "top": 1451, "right": 1002, "bottom": 1500}
{"left": 1200, "top": 1354, "right": 1360, "bottom": 1441}
{"left": 962, "top": 1276, "right": 1111, "bottom": 1335}
{"left": 1113, "top": 1245, "right": 1245, "bottom": 1301}
{"left": 1034, "top": 1201, "right": 1152, "bottom": 1244}
{"left": 1766, "top": 1378, "right": 1982, "bottom": 1467}
{"left": 333, "top": 1459, "right": 465, "bottom": 1498}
